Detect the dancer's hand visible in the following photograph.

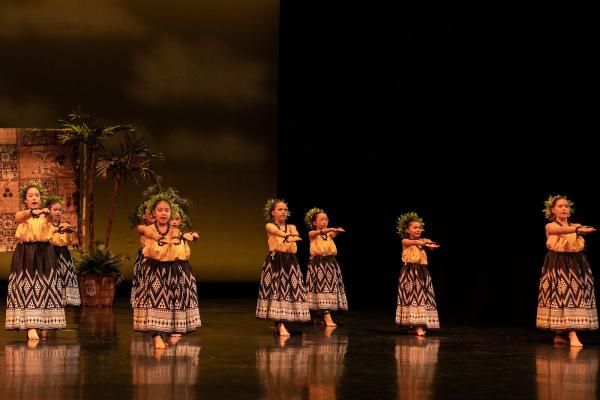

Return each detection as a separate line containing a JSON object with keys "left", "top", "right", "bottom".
{"left": 578, "top": 226, "right": 596, "bottom": 235}
{"left": 183, "top": 232, "right": 199, "bottom": 241}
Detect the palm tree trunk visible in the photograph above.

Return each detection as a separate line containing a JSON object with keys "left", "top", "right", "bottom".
{"left": 80, "top": 143, "right": 87, "bottom": 249}
{"left": 104, "top": 173, "right": 122, "bottom": 249}
{"left": 87, "top": 144, "right": 96, "bottom": 249}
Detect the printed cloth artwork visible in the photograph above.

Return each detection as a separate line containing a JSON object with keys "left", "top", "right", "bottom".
{"left": 0, "top": 128, "right": 79, "bottom": 252}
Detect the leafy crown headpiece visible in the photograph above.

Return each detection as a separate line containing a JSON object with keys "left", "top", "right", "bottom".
{"left": 543, "top": 194, "right": 574, "bottom": 221}
{"left": 263, "top": 198, "right": 288, "bottom": 222}
{"left": 396, "top": 211, "right": 424, "bottom": 238}
{"left": 304, "top": 207, "right": 325, "bottom": 229}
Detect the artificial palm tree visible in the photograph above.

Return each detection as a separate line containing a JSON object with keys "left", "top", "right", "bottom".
{"left": 96, "top": 133, "right": 163, "bottom": 248}
{"left": 59, "top": 108, "right": 135, "bottom": 249}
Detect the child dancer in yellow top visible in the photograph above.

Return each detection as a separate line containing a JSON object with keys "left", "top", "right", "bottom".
{"left": 256, "top": 199, "right": 310, "bottom": 336}
{"left": 536, "top": 195, "right": 598, "bottom": 347}
{"left": 5, "top": 181, "right": 66, "bottom": 341}
{"left": 132, "top": 193, "right": 201, "bottom": 349}
{"left": 395, "top": 212, "right": 440, "bottom": 337}
{"left": 46, "top": 195, "right": 80, "bottom": 306}
{"left": 304, "top": 207, "right": 347, "bottom": 327}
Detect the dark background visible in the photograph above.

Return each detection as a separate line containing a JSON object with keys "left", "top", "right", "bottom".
{"left": 277, "top": 2, "right": 598, "bottom": 325}
{"left": 1, "top": 2, "right": 597, "bottom": 327}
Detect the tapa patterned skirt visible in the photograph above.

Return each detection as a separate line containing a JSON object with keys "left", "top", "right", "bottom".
{"left": 5, "top": 242, "right": 66, "bottom": 330}
{"left": 55, "top": 246, "right": 81, "bottom": 306}
{"left": 305, "top": 255, "right": 348, "bottom": 311}
{"left": 395, "top": 262, "right": 439, "bottom": 328}
{"left": 130, "top": 247, "right": 145, "bottom": 307}
{"left": 536, "top": 251, "right": 598, "bottom": 331}
{"left": 256, "top": 252, "right": 310, "bottom": 322}
{"left": 133, "top": 258, "right": 201, "bottom": 334}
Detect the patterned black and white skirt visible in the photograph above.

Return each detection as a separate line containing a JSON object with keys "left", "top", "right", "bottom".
{"left": 305, "top": 255, "right": 348, "bottom": 311}
{"left": 133, "top": 258, "right": 201, "bottom": 334}
{"left": 256, "top": 252, "right": 310, "bottom": 322}
{"left": 395, "top": 262, "right": 439, "bottom": 328}
{"left": 130, "top": 247, "right": 145, "bottom": 307}
{"left": 536, "top": 250, "right": 598, "bottom": 331}
{"left": 5, "top": 242, "right": 66, "bottom": 330}
{"left": 54, "top": 246, "right": 81, "bottom": 306}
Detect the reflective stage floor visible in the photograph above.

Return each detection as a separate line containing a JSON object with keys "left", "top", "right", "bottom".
{"left": 1, "top": 298, "right": 599, "bottom": 399}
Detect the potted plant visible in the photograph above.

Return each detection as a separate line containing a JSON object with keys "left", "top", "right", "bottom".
{"left": 73, "top": 242, "right": 128, "bottom": 307}
{"left": 59, "top": 111, "right": 161, "bottom": 306}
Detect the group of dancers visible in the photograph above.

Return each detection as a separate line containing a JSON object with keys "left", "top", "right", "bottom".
{"left": 3, "top": 181, "right": 598, "bottom": 349}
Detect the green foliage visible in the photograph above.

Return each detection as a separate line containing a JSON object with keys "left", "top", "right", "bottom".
{"left": 543, "top": 194, "right": 574, "bottom": 221}
{"left": 19, "top": 180, "right": 47, "bottom": 205}
{"left": 263, "top": 198, "right": 288, "bottom": 222}
{"left": 72, "top": 242, "right": 127, "bottom": 284}
{"left": 396, "top": 212, "right": 424, "bottom": 238}
{"left": 304, "top": 207, "right": 325, "bottom": 229}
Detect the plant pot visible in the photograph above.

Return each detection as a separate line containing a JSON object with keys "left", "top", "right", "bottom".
{"left": 78, "top": 275, "right": 117, "bottom": 307}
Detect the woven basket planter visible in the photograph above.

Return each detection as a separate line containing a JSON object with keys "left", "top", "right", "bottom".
{"left": 79, "top": 275, "right": 117, "bottom": 307}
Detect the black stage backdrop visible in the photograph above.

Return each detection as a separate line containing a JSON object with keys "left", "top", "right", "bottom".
{"left": 277, "top": 2, "right": 598, "bottom": 325}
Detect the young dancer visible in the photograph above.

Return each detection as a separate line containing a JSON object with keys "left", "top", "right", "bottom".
{"left": 304, "top": 207, "right": 347, "bottom": 327}
{"left": 395, "top": 212, "right": 440, "bottom": 336}
{"left": 5, "top": 181, "right": 66, "bottom": 341}
{"left": 256, "top": 199, "right": 310, "bottom": 336}
{"left": 537, "top": 195, "right": 598, "bottom": 347}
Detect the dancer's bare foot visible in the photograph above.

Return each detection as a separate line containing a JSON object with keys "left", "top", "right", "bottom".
{"left": 415, "top": 326, "right": 426, "bottom": 337}
{"left": 27, "top": 339, "right": 40, "bottom": 348}
{"left": 323, "top": 313, "right": 337, "bottom": 327}
{"left": 169, "top": 334, "right": 182, "bottom": 345}
{"left": 154, "top": 335, "right": 167, "bottom": 349}
{"left": 27, "top": 329, "right": 39, "bottom": 341}
{"left": 568, "top": 331, "right": 583, "bottom": 347}
{"left": 323, "top": 326, "right": 337, "bottom": 338}
{"left": 277, "top": 322, "right": 290, "bottom": 336}
{"left": 553, "top": 333, "right": 568, "bottom": 345}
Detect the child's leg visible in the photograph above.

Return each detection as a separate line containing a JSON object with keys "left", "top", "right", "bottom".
{"left": 323, "top": 310, "right": 337, "bottom": 327}
{"left": 153, "top": 332, "right": 167, "bottom": 349}
{"left": 274, "top": 321, "right": 290, "bottom": 336}
{"left": 568, "top": 331, "right": 583, "bottom": 347}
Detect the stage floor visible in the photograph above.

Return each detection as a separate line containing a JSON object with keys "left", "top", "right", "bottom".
{"left": 0, "top": 297, "right": 598, "bottom": 399}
